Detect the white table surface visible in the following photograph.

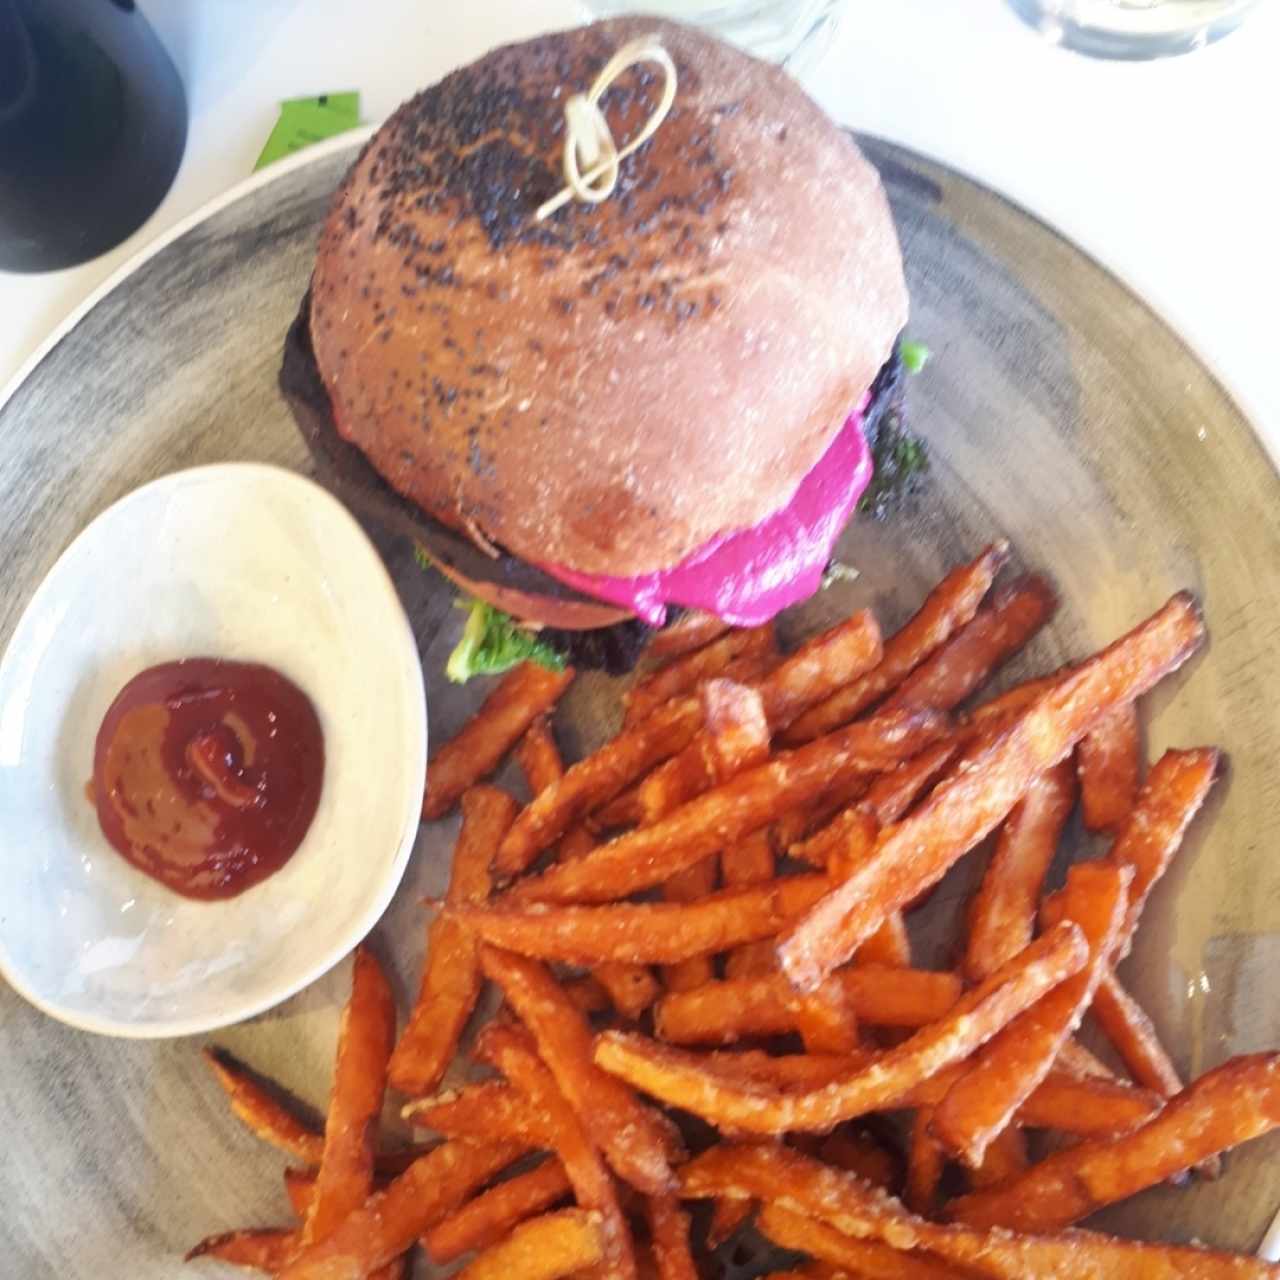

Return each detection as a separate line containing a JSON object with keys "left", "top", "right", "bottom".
{"left": 3, "top": 0, "right": 1280, "bottom": 460}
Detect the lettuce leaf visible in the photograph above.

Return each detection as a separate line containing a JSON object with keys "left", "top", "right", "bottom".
{"left": 446, "top": 598, "right": 567, "bottom": 684}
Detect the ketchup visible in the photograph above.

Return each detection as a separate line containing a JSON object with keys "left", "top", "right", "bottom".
{"left": 92, "top": 659, "right": 324, "bottom": 900}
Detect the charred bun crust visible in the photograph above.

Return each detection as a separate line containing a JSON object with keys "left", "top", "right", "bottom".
{"left": 309, "top": 16, "right": 908, "bottom": 578}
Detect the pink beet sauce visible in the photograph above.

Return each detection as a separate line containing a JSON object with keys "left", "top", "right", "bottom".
{"left": 537, "top": 400, "right": 872, "bottom": 627}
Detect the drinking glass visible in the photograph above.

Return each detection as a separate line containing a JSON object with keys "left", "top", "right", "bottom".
{"left": 0, "top": 0, "right": 187, "bottom": 273}
{"left": 1007, "top": 0, "right": 1262, "bottom": 58}
{"left": 582, "top": 0, "right": 849, "bottom": 72}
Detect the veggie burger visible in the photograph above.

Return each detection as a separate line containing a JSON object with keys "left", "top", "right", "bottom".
{"left": 280, "top": 17, "right": 921, "bottom": 680}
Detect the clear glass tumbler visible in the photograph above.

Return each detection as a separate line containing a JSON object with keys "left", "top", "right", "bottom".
{"left": 1007, "top": 0, "right": 1262, "bottom": 58}
{"left": 582, "top": 0, "right": 848, "bottom": 72}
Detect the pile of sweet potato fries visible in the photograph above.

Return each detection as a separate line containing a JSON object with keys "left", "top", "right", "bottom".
{"left": 189, "top": 543, "right": 1280, "bottom": 1279}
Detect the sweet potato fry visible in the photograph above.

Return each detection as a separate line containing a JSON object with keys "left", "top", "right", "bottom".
{"left": 778, "top": 593, "right": 1204, "bottom": 990}
{"left": 454, "top": 1208, "right": 605, "bottom": 1280}
{"left": 424, "top": 663, "right": 574, "bottom": 819}
{"left": 647, "top": 682, "right": 767, "bottom": 988}
{"left": 905, "top": 1110, "right": 945, "bottom": 1216}
{"left": 754, "top": 610, "right": 883, "bottom": 731}
{"left": 955, "top": 676, "right": 1066, "bottom": 759}
{"left": 724, "top": 940, "right": 778, "bottom": 980}
{"left": 1055, "top": 1036, "right": 1118, "bottom": 1081}
{"left": 284, "top": 1166, "right": 315, "bottom": 1217}
{"left": 719, "top": 829, "right": 781, "bottom": 974}
{"left": 646, "top": 1194, "right": 698, "bottom": 1280}
{"left": 403, "top": 1080, "right": 552, "bottom": 1146}
{"left": 475, "top": 1023, "right": 637, "bottom": 1280}
{"left": 686, "top": 1046, "right": 1150, "bottom": 1141}
{"left": 963, "top": 759, "right": 1076, "bottom": 982}
{"left": 1095, "top": 987, "right": 1223, "bottom": 1183}
{"left": 593, "top": 780, "right": 646, "bottom": 831}
{"left": 854, "top": 912, "right": 912, "bottom": 968}
{"left": 498, "top": 694, "right": 704, "bottom": 876}
{"left": 624, "top": 625, "right": 774, "bottom": 728}
{"left": 645, "top": 611, "right": 732, "bottom": 662}
{"left": 422, "top": 1159, "right": 574, "bottom": 1264}
{"left": 557, "top": 824, "right": 598, "bottom": 861}
{"left": 284, "top": 1166, "right": 418, "bottom": 1220}
{"left": 949, "top": 1052, "right": 1280, "bottom": 1231}
{"left": 595, "top": 923, "right": 1087, "bottom": 1134}
{"left": 789, "top": 804, "right": 877, "bottom": 871}
{"left": 641, "top": 680, "right": 771, "bottom": 825}
{"left": 934, "top": 862, "right": 1131, "bottom": 1167}
{"left": 771, "top": 771, "right": 874, "bottom": 855}
{"left": 1078, "top": 702, "right": 1142, "bottom": 833}
{"left": 696, "top": 1048, "right": 875, "bottom": 1091}
{"left": 661, "top": 856, "right": 720, "bottom": 992}
{"left": 304, "top": 946, "right": 397, "bottom": 1246}
{"left": 867, "top": 743, "right": 959, "bottom": 825}
{"left": 819, "top": 1127, "right": 902, "bottom": 1192}
{"left": 638, "top": 678, "right": 774, "bottom": 824}
{"left": 480, "top": 946, "right": 679, "bottom": 1194}
{"left": 1091, "top": 968, "right": 1184, "bottom": 1096}
{"left": 509, "top": 708, "right": 948, "bottom": 906}
{"left": 636, "top": 756, "right": 706, "bottom": 827}
{"left": 281, "top": 1172, "right": 410, "bottom": 1279}
{"left": 758, "top": 1205, "right": 964, "bottom": 1280}
{"left": 968, "top": 1124, "right": 1028, "bottom": 1189}
{"left": 1104, "top": 747, "right": 1221, "bottom": 955}
{"left": 682, "top": 1142, "right": 1280, "bottom": 1280}
{"left": 701, "top": 677, "right": 772, "bottom": 778}
{"left": 563, "top": 974, "right": 613, "bottom": 1015}
{"left": 654, "top": 967, "right": 961, "bottom": 1046}
{"left": 880, "top": 576, "right": 1057, "bottom": 716}
{"left": 1014, "top": 1070, "right": 1162, "bottom": 1136}
{"left": 782, "top": 544, "right": 1008, "bottom": 746}
{"left": 277, "top": 1139, "right": 525, "bottom": 1280}
{"left": 722, "top": 829, "right": 775, "bottom": 887}
{"left": 202, "top": 1047, "right": 324, "bottom": 1165}
{"left": 424, "top": 1158, "right": 571, "bottom": 1263}
{"left": 596, "top": 963, "right": 662, "bottom": 1020}
{"left": 185, "top": 1227, "right": 297, "bottom": 1270}
{"left": 793, "top": 984, "right": 862, "bottom": 1054}
{"left": 707, "top": 1196, "right": 755, "bottom": 1248}
{"left": 517, "top": 717, "right": 564, "bottom": 796}
{"left": 391, "top": 786, "right": 518, "bottom": 1095}
{"left": 516, "top": 725, "right": 592, "bottom": 860}
{"left": 452, "top": 875, "right": 829, "bottom": 967}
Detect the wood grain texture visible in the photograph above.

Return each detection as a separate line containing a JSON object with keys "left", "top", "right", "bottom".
{"left": 1, "top": 137, "right": 1279, "bottom": 1277}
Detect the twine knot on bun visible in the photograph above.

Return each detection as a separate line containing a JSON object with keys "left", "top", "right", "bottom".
{"left": 535, "top": 35, "right": 677, "bottom": 221}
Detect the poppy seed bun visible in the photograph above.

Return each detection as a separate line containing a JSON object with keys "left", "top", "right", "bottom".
{"left": 309, "top": 16, "right": 908, "bottom": 578}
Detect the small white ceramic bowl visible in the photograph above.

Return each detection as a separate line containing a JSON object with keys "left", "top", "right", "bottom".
{"left": 0, "top": 463, "right": 427, "bottom": 1038}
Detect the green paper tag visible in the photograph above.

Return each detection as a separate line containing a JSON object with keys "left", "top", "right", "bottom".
{"left": 254, "top": 92, "right": 361, "bottom": 171}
